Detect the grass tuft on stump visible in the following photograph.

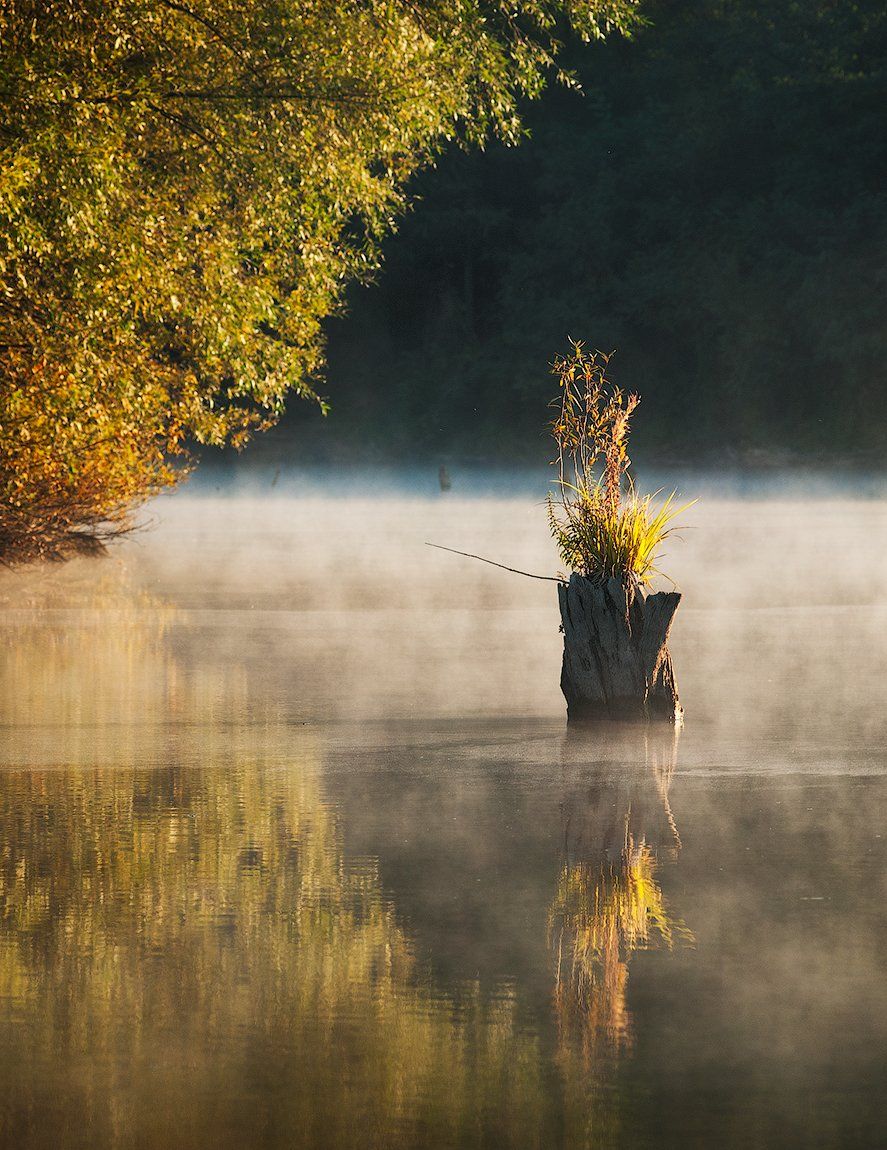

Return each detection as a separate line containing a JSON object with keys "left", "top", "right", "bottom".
{"left": 547, "top": 342, "right": 691, "bottom": 586}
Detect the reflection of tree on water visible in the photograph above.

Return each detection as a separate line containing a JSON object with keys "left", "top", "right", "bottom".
{"left": 0, "top": 562, "right": 228, "bottom": 732}
{"left": 0, "top": 567, "right": 694, "bottom": 1149}
{"left": 549, "top": 727, "right": 693, "bottom": 1067}
{"left": 0, "top": 754, "right": 552, "bottom": 1149}
{"left": 0, "top": 562, "right": 276, "bottom": 769}
{"left": 0, "top": 570, "right": 552, "bottom": 1148}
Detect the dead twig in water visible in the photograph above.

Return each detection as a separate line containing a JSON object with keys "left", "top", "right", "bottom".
{"left": 425, "top": 542, "right": 561, "bottom": 582}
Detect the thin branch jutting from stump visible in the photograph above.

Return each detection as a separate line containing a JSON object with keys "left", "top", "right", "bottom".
{"left": 425, "top": 542, "right": 561, "bottom": 582}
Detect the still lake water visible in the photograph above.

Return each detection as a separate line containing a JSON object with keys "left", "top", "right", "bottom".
{"left": 1, "top": 486, "right": 885, "bottom": 1149}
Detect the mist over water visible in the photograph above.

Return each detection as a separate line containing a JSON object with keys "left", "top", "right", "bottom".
{"left": 1, "top": 473, "right": 885, "bottom": 1148}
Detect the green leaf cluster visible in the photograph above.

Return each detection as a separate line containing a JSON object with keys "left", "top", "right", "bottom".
{"left": 0, "top": 0, "right": 638, "bottom": 561}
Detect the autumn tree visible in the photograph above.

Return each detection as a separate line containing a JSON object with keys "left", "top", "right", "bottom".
{"left": 0, "top": 0, "right": 636, "bottom": 561}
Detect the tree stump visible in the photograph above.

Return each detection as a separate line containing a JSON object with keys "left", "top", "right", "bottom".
{"left": 558, "top": 574, "right": 682, "bottom": 723}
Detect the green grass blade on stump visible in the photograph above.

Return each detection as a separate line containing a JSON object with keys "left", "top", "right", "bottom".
{"left": 548, "top": 342, "right": 693, "bottom": 587}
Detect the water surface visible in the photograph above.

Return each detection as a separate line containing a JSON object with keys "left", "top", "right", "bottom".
{"left": 1, "top": 491, "right": 885, "bottom": 1148}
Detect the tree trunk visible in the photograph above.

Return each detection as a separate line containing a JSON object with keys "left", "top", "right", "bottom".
{"left": 558, "top": 574, "right": 682, "bottom": 723}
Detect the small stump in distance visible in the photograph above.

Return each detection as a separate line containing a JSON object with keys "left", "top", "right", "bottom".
{"left": 558, "top": 574, "right": 682, "bottom": 723}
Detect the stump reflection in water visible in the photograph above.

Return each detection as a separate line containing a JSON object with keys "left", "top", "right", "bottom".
{"left": 549, "top": 727, "right": 692, "bottom": 1066}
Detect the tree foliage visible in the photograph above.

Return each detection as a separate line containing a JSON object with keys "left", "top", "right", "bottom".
{"left": 0, "top": 0, "right": 637, "bottom": 560}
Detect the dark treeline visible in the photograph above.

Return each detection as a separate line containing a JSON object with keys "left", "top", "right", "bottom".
{"left": 267, "top": 0, "right": 887, "bottom": 467}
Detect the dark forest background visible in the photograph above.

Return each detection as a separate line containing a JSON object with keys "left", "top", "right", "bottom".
{"left": 248, "top": 0, "right": 887, "bottom": 469}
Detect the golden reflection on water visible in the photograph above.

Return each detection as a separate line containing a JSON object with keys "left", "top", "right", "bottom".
{"left": 0, "top": 562, "right": 258, "bottom": 768}
{"left": 0, "top": 755, "right": 554, "bottom": 1149}
{"left": 0, "top": 571, "right": 547, "bottom": 1147}
{"left": 0, "top": 562, "right": 692, "bottom": 1150}
{"left": 549, "top": 731, "right": 693, "bottom": 1064}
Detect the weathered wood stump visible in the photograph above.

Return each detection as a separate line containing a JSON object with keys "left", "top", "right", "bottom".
{"left": 558, "top": 574, "right": 682, "bottom": 723}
